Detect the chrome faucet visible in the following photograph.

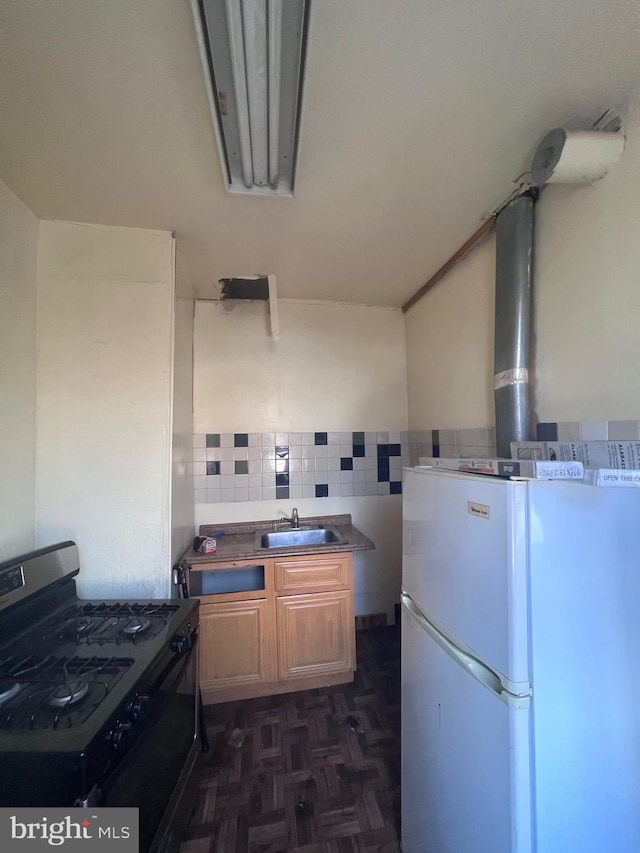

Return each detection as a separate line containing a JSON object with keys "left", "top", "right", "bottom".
{"left": 280, "top": 507, "right": 299, "bottom": 528}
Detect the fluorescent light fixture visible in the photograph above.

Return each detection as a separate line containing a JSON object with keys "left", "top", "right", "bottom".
{"left": 192, "top": 0, "right": 310, "bottom": 196}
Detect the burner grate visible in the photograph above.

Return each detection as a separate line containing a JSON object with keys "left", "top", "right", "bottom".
{"left": 0, "top": 655, "right": 133, "bottom": 730}
{"left": 39, "top": 602, "right": 179, "bottom": 647}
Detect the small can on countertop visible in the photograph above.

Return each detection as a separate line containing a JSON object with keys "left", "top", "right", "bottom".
{"left": 193, "top": 535, "right": 217, "bottom": 554}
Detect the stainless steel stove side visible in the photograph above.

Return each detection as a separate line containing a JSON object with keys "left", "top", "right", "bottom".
{"left": 0, "top": 542, "right": 79, "bottom": 613}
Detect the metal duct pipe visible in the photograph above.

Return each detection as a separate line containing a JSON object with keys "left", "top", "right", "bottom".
{"left": 494, "top": 194, "right": 534, "bottom": 458}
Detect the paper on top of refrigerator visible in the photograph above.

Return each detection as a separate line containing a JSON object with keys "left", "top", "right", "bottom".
{"left": 583, "top": 468, "right": 640, "bottom": 487}
{"left": 417, "top": 456, "right": 584, "bottom": 479}
{"left": 511, "top": 440, "right": 640, "bottom": 469}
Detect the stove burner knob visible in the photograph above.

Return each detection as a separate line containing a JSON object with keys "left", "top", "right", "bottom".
{"left": 107, "top": 721, "right": 132, "bottom": 749}
{"left": 126, "top": 694, "right": 149, "bottom": 721}
{"left": 171, "top": 634, "right": 192, "bottom": 654}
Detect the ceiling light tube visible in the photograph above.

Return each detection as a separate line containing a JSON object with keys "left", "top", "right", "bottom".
{"left": 242, "top": 0, "right": 269, "bottom": 187}
{"left": 224, "top": 0, "right": 254, "bottom": 188}
{"left": 268, "top": 0, "right": 283, "bottom": 188}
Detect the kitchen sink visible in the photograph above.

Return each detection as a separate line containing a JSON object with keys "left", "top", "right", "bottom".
{"left": 254, "top": 525, "right": 347, "bottom": 550}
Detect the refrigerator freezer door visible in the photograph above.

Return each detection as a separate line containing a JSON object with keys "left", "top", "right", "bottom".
{"left": 403, "top": 467, "right": 529, "bottom": 683}
{"left": 401, "top": 600, "right": 532, "bottom": 853}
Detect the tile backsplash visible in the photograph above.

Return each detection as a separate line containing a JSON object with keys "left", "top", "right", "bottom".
{"left": 192, "top": 431, "right": 409, "bottom": 503}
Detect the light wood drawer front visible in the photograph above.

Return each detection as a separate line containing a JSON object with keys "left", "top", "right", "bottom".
{"left": 275, "top": 554, "right": 351, "bottom": 593}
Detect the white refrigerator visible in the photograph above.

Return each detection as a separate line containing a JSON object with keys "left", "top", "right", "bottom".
{"left": 401, "top": 466, "right": 640, "bottom": 853}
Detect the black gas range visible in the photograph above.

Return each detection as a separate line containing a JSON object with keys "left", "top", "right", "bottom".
{"left": 0, "top": 541, "right": 200, "bottom": 853}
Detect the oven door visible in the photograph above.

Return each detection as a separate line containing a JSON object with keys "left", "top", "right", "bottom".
{"left": 99, "top": 630, "right": 199, "bottom": 853}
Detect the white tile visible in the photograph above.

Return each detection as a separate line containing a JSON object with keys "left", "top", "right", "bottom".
{"left": 221, "top": 488, "right": 235, "bottom": 502}
{"left": 366, "top": 482, "right": 379, "bottom": 496}
{"left": 354, "top": 482, "right": 368, "bottom": 496}
{"left": 301, "top": 458, "right": 314, "bottom": 472}
{"left": 261, "top": 446, "right": 276, "bottom": 459}
{"left": 220, "top": 433, "right": 234, "bottom": 448}
{"left": 221, "top": 475, "right": 235, "bottom": 489}
{"left": 248, "top": 487, "right": 262, "bottom": 501}
{"left": 365, "top": 444, "right": 377, "bottom": 458}
{"left": 353, "top": 470, "right": 365, "bottom": 485}
{"left": 193, "top": 447, "right": 206, "bottom": 462}
{"left": 289, "top": 471, "right": 303, "bottom": 486}
{"left": 340, "top": 483, "right": 354, "bottom": 497}
{"left": 262, "top": 486, "right": 276, "bottom": 501}
{"left": 275, "top": 432, "right": 289, "bottom": 445}
{"left": 328, "top": 444, "right": 341, "bottom": 458}
{"left": 580, "top": 421, "right": 608, "bottom": 441}
{"left": 261, "top": 474, "right": 275, "bottom": 487}
{"left": 220, "top": 448, "right": 233, "bottom": 461}
{"left": 262, "top": 459, "right": 276, "bottom": 473}
{"left": 302, "top": 432, "right": 314, "bottom": 445}
{"left": 248, "top": 460, "right": 262, "bottom": 475}
{"left": 193, "top": 433, "right": 206, "bottom": 448}
{"left": 353, "top": 457, "right": 366, "bottom": 470}
{"left": 289, "top": 444, "right": 303, "bottom": 459}
{"left": 327, "top": 456, "right": 341, "bottom": 471}
{"left": 365, "top": 468, "right": 379, "bottom": 483}
{"left": 302, "top": 485, "right": 316, "bottom": 499}
{"left": 608, "top": 420, "right": 640, "bottom": 440}
{"left": 290, "top": 485, "right": 303, "bottom": 499}
{"left": 328, "top": 483, "right": 341, "bottom": 498}
{"left": 328, "top": 470, "right": 341, "bottom": 484}
{"left": 248, "top": 433, "right": 261, "bottom": 446}
{"left": 388, "top": 431, "right": 401, "bottom": 444}
{"left": 262, "top": 432, "right": 275, "bottom": 446}
{"left": 340, "top": 470, "right": 354, "bottom": 483}
{"left": 314, "top": 457, "right": 328, "bottom": 472}
{"left": 377, "top": 482, "right": 390, "bottom": 495}
{"left": 288, "top": 432, "right": 302, "bottom": 446}
{"left": 248, "top": 474, "right": 262, "bottom": 488}
{"left": 247, "top": 445, "right": 262, "bottom": 460}
{"left": 302, "top": 471, "right": 315, "bottom": 485}
{"left": 377, "top": 431, "right": 389, "bottom": 443}
{"left": 235, "top": 488, "right": 249, "bottom": 503}
{"left": 235, "top": 474, "right": 249, "bottom": 488}
{"left": 340, "top": 444, "right": 353, "bottom": 457}
{"left": 207, "top": 490, "right": 222, "bottom": 503}
{"left": 313, "top": 444, "right": 328, "bottom": 458}
{"left": 289, "top": 458, "right": 302, "bottom": 472}
{"left": 365, "top": 432, "right": 377, "bottom": 443}
{"left": 326, "top": 431, "right": 339, "bottom": 445}
{"left": 194, "top": 489, "right": 207, "bottom": 503}
{"left": 193, "top": 461, "right": 206, "bottom": 477}
{"left": 220, "top": 460, "right": 233, "bottom": 475}
{"left": 206, "top": 448, "right": 221, "bottom": 461}
{"left": 193, "top": 475, "right": 207, "bottom": 490}
{"left": 233, "top": 447, "right": 248, "bottom": 460}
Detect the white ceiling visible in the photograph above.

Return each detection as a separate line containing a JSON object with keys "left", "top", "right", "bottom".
{"left": 1, "top": 0, "right": 638, "bottom": 306}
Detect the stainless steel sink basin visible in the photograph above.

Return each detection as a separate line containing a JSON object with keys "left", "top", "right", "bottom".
{"left": 254, "top": 525, "right": 347, "bottom": 550}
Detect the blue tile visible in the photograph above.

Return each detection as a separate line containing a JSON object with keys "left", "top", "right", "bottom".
{"left": 378, "top": 460, "right": 390, "bottom": 482}
{"left": 234, "top": 460, "right": 248, "bottom": 474}
{"left": 275, "top": 445, "right": 289, "bottom": 458}
{"left": 536, "top": 422, "right": 558, "bottom": 441}
{"left": 314, "top": 432, "right": 327, "bottom": 445}
{"left": 352, "top": 444, "right": 365, "bottom": 457}
{"left": 234, "top": 433, "right": 249, "bottom": 447}
{"left": 340, "top": 457, "right": 353, "bottom": 471}
{"left": 315, "top": 484, "right": 329, "bottom": 498}
{"left": 431, "top": 429, "right": 439, "bottom": 444}
{"left": 390, "top": 481, "right": 402, "bottom": 495}
{"left": 432, "top": 444, "right": 440, "bottom": 458}
{"left": 389, "top": 444, "right": 401, "bottom": 457}
{"left": 276, "top": 472, "right": 289, "bottom": 486}
{"left": 206, "top": 461, "right": 220, "bottom": 475}
{"left": 276, "top": 486, "right": 289, "bottom": 499}
{"left": 377, "top": 444, "right": 390, "bottom": 458}
{"left": 352, "top": 431, "right": 365, "bottom": 444}
{"left": 206, "top": 433, "right": 220, "bottom": 448}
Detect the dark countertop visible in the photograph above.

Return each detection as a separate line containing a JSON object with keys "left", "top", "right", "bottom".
{"left": 187, "top": 513, "right": 375, "bottom": 566}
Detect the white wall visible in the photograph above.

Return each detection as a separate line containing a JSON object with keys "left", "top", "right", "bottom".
{"left": 171, "top": 289, "right": 195, "bottom": 567}
{"left": 35, "top": 221, "right": 176, "bottom": 598}
{"left": 0, "top": 181, "right": 39, "bottom": 560}
{"left": 534, "top": 92, "right": 640, "bottom": 422}
{"left": 405, "top": 236, "right": 496, "bottom": 429}
{"left": 194, "top": 299, "right": 408, "bottom": 432}
{"left": 193, "top": 298, "right": 408, "bottom": 622}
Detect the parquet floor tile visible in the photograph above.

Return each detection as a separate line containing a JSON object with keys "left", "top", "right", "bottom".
{"left": 183, "top": 626, "right": 400, "bottom": 853}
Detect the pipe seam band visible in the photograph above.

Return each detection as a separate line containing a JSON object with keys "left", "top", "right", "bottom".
{"left": 494, "top": 368, "right": 529, "bottom": 391}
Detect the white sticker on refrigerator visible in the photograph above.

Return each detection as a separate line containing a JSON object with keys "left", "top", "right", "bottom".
{"left": 468, "top": 501, "right": 490, "bottom": 520}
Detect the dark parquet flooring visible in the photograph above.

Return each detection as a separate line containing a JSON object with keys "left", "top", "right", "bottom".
{"left": 182, "top": 626, "right": 401, "bottom": 853}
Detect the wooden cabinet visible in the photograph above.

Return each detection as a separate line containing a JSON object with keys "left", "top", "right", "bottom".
{"left": 191, "top": 551, "right": 355, "bottom": 704}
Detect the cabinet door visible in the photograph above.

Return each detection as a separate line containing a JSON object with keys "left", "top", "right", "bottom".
{"left": 199, "top": 599, "right": 274, "bottom": 691}
{"left": 277, "top": 590, "right": 355, "bottom": 680}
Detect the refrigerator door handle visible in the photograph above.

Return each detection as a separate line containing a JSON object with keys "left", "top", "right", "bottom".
{"left": 401, "top": 593, "right": 530, "bottom": 710}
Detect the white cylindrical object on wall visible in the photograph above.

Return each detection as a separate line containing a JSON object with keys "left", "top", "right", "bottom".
{"left": 531, "top": 129, "right": 625, "bottom": 185}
